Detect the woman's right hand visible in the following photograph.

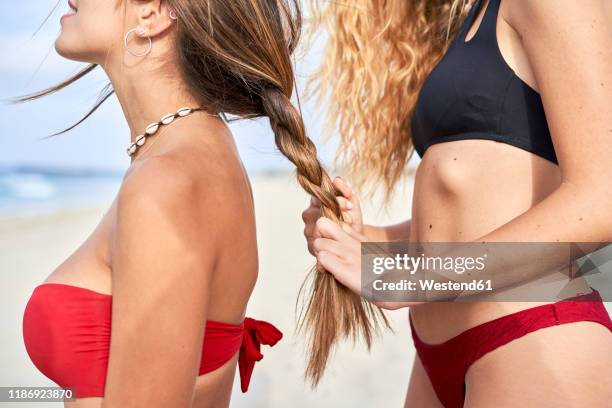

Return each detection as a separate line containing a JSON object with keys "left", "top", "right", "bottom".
{"left": 302, "top": 176, "right": 364, "bottom": 256}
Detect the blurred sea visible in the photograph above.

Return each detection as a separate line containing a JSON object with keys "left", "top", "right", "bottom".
{"left": 0, "top": 164, "right": 296, "bottom": 218}
{"left": 0, "top": 165, "right": 123, "bottom": 218}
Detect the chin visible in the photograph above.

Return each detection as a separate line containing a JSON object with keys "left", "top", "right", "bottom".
{"left": 55, "top": 30, "right": 98, "bottom": 63}
{"left": 55, "top": 34, "right": 93, "bottom": 62}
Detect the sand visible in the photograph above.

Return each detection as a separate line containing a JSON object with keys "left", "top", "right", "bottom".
{"left": 0, "top": 172, "right": 416, "bottom": 408}
{"left": 5, "top": 172, "right": 608, "bottom": 407}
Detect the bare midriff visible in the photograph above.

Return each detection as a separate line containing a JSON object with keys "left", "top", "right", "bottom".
{"left": 408, "top": 138, "right": 591, "bottom": 345}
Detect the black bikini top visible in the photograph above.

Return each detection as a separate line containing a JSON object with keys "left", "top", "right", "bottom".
{"left": 411, "top": 0, "right": 558, "bottom": 165}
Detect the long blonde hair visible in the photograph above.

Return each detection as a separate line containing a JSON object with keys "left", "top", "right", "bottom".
{"left": 305, "top": 0, "right": 471, "bottom": 202}
{"left": 296, "top": 0, "right": 476, "bottom": 385}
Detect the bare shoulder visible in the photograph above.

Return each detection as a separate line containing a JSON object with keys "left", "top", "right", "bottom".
{"left": 115, "top": 156, "right": 216, "bottom": 260}
{"left": 500, "top": 0, "right": 611, "bottom": 182}
{"left": 116, "top": 139, "right": 250, "bottom": 249}
{"left": 119, "top": 156, "right": 200, "bottom": 221}
{"left": 122, "top": 155, "right": 195, "bottom": 199}
{"left": 504, "top": 0, "right": 609, "bottom": 33}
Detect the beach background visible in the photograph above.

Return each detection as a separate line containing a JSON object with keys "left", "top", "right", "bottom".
{"left": 1, "top": 2, "right": 610, "bottom": 408}
{"left": 0, "top": 171, "right": 418, "bottom": 408}
{"left": 0, "top": 1, "right": 419, "bottom": 407}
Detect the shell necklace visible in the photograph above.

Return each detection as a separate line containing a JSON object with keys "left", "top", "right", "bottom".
{"left": 126, "top": 107, "right": 209, "bottom": 157}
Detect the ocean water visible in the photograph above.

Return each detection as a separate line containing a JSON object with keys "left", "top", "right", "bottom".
{"left": 0, "top": 166, "right": 123, "bottom": 218}
{"left": 0, "top": 164, "right": 296, "bottom": 219}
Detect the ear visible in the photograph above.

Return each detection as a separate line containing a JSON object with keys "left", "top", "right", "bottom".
{"left": 134, "top": 0, "right": 176, "bottom": 38}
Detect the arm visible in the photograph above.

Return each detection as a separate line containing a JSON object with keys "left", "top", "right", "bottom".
{"left": 430, "top": 0, "right": 612, "bottom": 293}
{"left": 398, "top": 0, "right": 612, "bottom": 302}
{"left": 314, "top": 0, "right": 612, "bottom": 306}
{"left": 302, "top": 177, "right": 412, "bottom": 256}
{"left": 324, "top": 176, "right": 412, "bottom": 241}
{"left": 475, "top": 0, "right": 612, "bottom": 243}
{"left": 420, "top": 0, "right": 612, "bottom": 298}
{"left": 102, "top": 158, "right": 215, "bottom": 407}
{"left": 363, "top": 220, "right": 412, "bottom": 242}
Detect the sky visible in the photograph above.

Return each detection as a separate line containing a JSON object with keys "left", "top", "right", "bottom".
{"left": 0, "top": 1, "right": 340, "bottom": 176}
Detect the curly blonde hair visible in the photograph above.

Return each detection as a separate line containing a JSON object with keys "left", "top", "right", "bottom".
{"left": 296, "top": 0, "right": 477, "bottom": 385}
{"left": 306, "top": 0, "right": 472, "bottom": 202}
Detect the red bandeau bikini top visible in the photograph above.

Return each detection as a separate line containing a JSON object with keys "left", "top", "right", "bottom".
{"left": 22, "top": 283, "right": 282, "bottom": 398}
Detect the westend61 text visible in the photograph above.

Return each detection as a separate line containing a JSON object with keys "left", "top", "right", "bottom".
{"left": 372, "top": 279, "right": 493, "bottom": 292}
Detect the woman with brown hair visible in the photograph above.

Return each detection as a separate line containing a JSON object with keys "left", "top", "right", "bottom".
{"left": 18, "top": 0, "right": 356, "bottom": 406}
{"left": 302, "top": 0, "right": 612, "bottom": 406}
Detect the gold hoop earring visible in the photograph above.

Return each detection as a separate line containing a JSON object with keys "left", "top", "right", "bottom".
{"left": 124, "top": 27, "right": 152, "bottom": 57}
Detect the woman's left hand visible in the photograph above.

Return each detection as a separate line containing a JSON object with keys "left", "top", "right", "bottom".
{"left": 313, "top": 217, "right": 416, "bottom": 310}
{"left": 313, "top": 216, "right": 364, "bottom": 295}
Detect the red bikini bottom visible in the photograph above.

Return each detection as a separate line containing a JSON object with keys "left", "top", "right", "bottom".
{"left": 409, "top": 290, "right": 612, "bottom": 408}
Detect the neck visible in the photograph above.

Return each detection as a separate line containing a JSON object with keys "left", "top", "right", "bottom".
{"left": 103, "top": 61, "right": 200, "bottom": 143}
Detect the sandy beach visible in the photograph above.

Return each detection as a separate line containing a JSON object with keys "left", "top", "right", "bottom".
{"left": 0, "top": 172, "right": 416, "bottom": 408}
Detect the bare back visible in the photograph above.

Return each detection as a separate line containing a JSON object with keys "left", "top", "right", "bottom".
{"left": 46, "top": 116, "right": 258, "bottom": 408}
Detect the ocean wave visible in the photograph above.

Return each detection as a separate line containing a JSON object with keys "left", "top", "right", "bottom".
{"left": 0, "top": 173, "right": 57, "bottom": 199}
{"left": 0, "top": 169, "right": 122, "bottom": 217}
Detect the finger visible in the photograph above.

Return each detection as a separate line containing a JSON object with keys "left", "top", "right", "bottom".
{"left": 316, "top": 217, "right": 350, "bottom": 242}
{"left": 317, "top": 251, "right": 362, "bottom": 295}
{"left": 301, "top": 207, "right": 320, "bottom": 224}
{"left": 303, "top": 224, "right": 314, "bottom": 240}
{"left": 333, "top": 176, "right": 353, "bottom": 200}
{"left": 307, "top": 238, "right": 317, "bottom": 257}
{"left": 312, "top": 237, "right": 346, "bottom": 257}
{"left": 334, "top": 177, "right": 362, "bottom": 213}
{"left": 305, "top": 223, "right": 323, "bottom": 243}
{"left": 341, "top": 211, "right": 353, "bottom": 224}
{"left": 341, "top": 222, "right": 359, "bottom": 240}
{"left": 310, "top": 196, "right": 321, "bottom": 208}
{"left": 341, "top": 222, "right": 365, "bottom": 241}
{"left": 316, "top": 250, "right": 345, "bottom": 277}
{"left": 336, "top": 196, "right": 354, "bottom": 212}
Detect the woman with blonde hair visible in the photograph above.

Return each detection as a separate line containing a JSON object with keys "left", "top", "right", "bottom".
{"left": 302, "top": 0, "right": 612, "bottom": 406}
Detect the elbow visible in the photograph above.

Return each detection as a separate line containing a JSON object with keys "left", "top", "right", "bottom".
{"left": 594, "top": 191, "right": 612, "bottom": 241}
{"left": 561, "top": 180, "right": 612, "bottom": 241}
